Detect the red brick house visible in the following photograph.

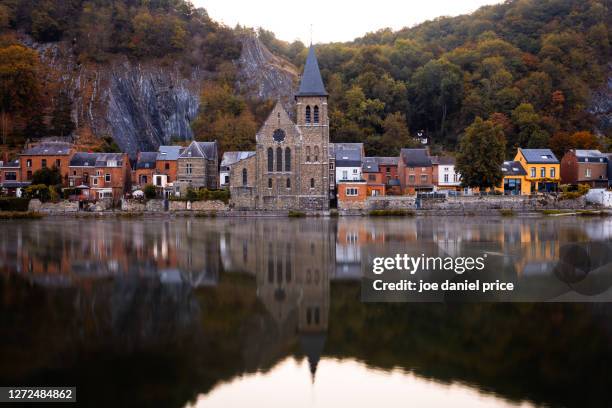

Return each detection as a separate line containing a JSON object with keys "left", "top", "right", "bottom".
{"left": 19, "top": 141, "right": 75, "bottom": 184}
{"left": 133, "top": 152, "right": 158, "bottom": 188}
{"left": 69, "top": 153, "right": 131, "bottom": 201}
{"left": 398, "top": 148, "right": 434, "bottom": 195}
{"left": 560, "top": 149, "right": 608, "bottom": 187}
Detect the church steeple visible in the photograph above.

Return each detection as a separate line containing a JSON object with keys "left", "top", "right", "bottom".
{"left": 296, "top": 46, "right": 328, "bottom": 97}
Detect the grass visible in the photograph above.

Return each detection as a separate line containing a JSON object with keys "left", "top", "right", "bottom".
{"left": 541, "top": 209, "right": 570, "bottom": 215}
{"left": 369, "top": 209, "right": 414, "bottom": 217}
{"left": 499, "top": 209, "right": 515, "bottom": 217}
{"left": 288, "top": 210, "right": 306, "bottom": 218}
{"left": 0, "top": 211, "right": 44, "bottom": 219}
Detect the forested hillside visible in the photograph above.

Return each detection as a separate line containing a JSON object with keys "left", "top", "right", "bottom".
{"left": 263, "top": 0, "right": 611, "bottom": 157}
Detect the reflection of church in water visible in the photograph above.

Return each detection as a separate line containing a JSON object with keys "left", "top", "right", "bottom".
{"left": 221, "top": 219, "right": 334, "bottom": 377}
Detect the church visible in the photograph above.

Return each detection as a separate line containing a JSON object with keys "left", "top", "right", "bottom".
{"left": 229, "top": 46, "right": 331, "bottom": 211}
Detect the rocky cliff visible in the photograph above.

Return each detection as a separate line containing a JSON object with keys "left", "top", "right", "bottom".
{"left": 24, "top": 34, "right": 297, "bottom": 156}
{"left": 589, "top": 63, "right": 612, "bottom": 136}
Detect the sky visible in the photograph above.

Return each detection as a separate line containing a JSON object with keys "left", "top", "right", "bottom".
{"left": 194, "top": 0, "right": 505, "bottom": 44}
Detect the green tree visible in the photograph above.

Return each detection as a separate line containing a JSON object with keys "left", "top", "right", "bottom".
{"left": 31, "top": 166, "right": 61, "bottom": 186}
{"left": 456, "top": 117, "right": 506, "bottom": 190}
{"left": 50, "top": 91, "right": 75, "bottom": 137}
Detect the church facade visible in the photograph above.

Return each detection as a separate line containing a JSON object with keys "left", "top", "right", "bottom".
{"left": 230, "top": 46, "right": 330, "bottom": 211}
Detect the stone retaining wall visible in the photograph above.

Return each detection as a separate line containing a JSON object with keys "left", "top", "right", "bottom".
{"left": 29, "top": 199, "right": 79, "bottom": 213}
{"left": 420, "top": 195, "right": 587, "bottom": 211}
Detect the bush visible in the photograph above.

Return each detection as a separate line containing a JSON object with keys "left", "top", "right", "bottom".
{"left": 560, "top": 184, "right": 589, "bottom": 200}
{"left": 185, "top": 187, "right": 199, "bottom": 201}
{"left": 369, "top": 209, "right": 414, "bottom": 217}
{"left": 0, "top": 197, "right": 30, "bottom": 211}
{"left": 288, "top": 210, "right": 306, "bottom": 218}
{"left": 499, "top": 209, "right": 515, "bottom": 217}
{"left": 23, "top": 184, "right": 51, "bottom": 202}
{"left": 197, "top": 188, "right": 230, "bottom": 204}
{"left": 0, "top": 211, "right": 43, "bottom": 219}
{"left": 143, "top": 184, "right": 157, "bottom": 199}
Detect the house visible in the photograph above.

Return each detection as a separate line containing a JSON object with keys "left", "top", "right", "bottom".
{"left": 69, "top": 152, "right": 131, "bottom": 201}
{"left": 133, "top": 152, "right": 158, "bottom": 187}
{"left": 220, "top": 151, "right": 255, "bottom": 188}
{"left": 432, "top": 156, "right": 462, "bottom": 191}
{"left": 514, "top": 148, "right": 560, "bottom": 193}
{"left": 560, "top": 149, "right": 608, "bottom": 188}
{"left": 496, "top": 161, "right": 530, "bottom": 195}
{"left": 332, "top": 143, "right": 364, "bottom": 184}
{"left": 362, "top": 157, "right": 386, "bottom": 197}
{"left": 376, "top": 157, "right": 400, "bottom": 185}
{"left": 398, "top": 148, "right": 434, "bottom": 194}
{"left": 156, "top": 145, "right": 182, "bottom": 186}
{"left": 177, "top": 141, "right": 219, "bottom": 190}
{"left": 19, "top": 141, "right": 75, "bottom": 184}
{"left": 0, "top": 159, "right": 28, "bottom": 196}
{"left": 337, "top": 181, "right": 368, "bottom": 210}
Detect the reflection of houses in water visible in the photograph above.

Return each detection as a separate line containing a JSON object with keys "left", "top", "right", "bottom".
{"left": 0, "top": 220, "right": 220, "bottom": 288}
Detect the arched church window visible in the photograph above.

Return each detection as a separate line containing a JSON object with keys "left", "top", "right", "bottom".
{"left": 314, "top": 307, "right": 320, "bottom": 324}
{"left": 286, "top": 178, "right": 291, "bottom": 188}
{"left": 276, "top": 147, "right": 283, "bottom": 172}
{"left": 305, "top": 105, "right": 311, "bottom": 124}
{"left": 242, "top": 168, "right": 247, "bottom": 186}
{"left": 314, "top": 146, "right": 319, "bottom": 162}
{"left": 268, "top": 178, "right": 272, "bottom": 188}
{"left": 313, "top": 106, "right": 319, "bottom": 123}
{"left": 306, "top": 146, "right": 311, "bottom": 162}
{"left": 310, "top": 178, "right": 315, "bottom": 188}
{"left": 267, "top": 148, "right": 273, "bottom": 172}
{"left": 285, "top": 147, "right": 291, "bottom": 171}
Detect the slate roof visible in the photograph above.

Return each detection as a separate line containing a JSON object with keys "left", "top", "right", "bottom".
{"left": 135, "top": 152, "right": 158, "bottom": 169}
{"left": 574, "top": 149, "right": 607, "bottom": 163}
{"left": 501, "top": 161, "right": 527, "bottom": 176}
{"left": 333, "top": 143, "right": 363, "bottom": 167}
{"left": 70, "top": 152, "right": 125, "bottom": 167}
{"left": 22, "top": 142, "right": 72, "bottom": 156}
{"left": 437, "top": 156, "right": 456, "bottom": 166}
{"left": 221, "top": 151, "right": 256, "bottom": 169}
{"left": 296, "top": 46, "right": 328, "bottom": 97}
{"left": 376, "top": 157, "right": 399, "bottom": 166}
{"left": 0, "top": 160, "right": 19, "bottom": 168}
{"left": 519, "top": 148, "right": 559, "bottom": 164}
{"left": 179, "top": 141, "right": 218, "bottom": 160}
{"left": 362, "top": 157, "right": 379, "bottom": 173}
{"left": 157, "top": 146, "right": 183, "bottom": 161}
{"left": 400, "top": 149, "right": 432, "bottom": 167}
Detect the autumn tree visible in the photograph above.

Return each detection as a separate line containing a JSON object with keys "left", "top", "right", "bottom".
{"left": 456, "top": 117, "right": 506, "bottom": 190}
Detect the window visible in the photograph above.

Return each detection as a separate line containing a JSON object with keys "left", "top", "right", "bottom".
{"left": 96, "top": 170, "right": 101, "bottom": 176}
{"left": 444, "top": 174, "right": 449, "bottom": 182}
{"left": 276, "top": 147, "right": 283, "bottom": 172}
{"left": 305, "top": 105, "right": 311, "bottom": 124}
{"left": 5, "top": 172, "right": 16, "bottom": 181}
{"left": 242, "top": 168, "right": 247, "bottom": 186}
{"left": 421, "top": 175, "right": 428, "bottom": 183}
{"left": 73, "top": 170, "right": 76, "bottom": 176}
{"left": 550, "top": 168, "right": 555, "bottom": 178}
{"left": 93, "top": 178, "right": 98, "bottom": 186}
{"left": 268, "top": 178, "right": 272, "bottom": 188}
{"left": 310, "top": 178, "right": 315, "bottom": 188}
{"left": 165, "top": 163, "right": 170, "bottom": 170}
{"left": 368, "top": 174, "right": 376, "bottom": 181}
{"left": 267, "top": 148, "right": 273, "bottom": 172}
{"left": 352, "top": 168, "right": 358, "bottom": 174}
{"left": 342, "top": 170, "right": 348, "bottom": 180}
{"left": 530, "top": 167, "right": 536, "bottom": 178}
{"left": 56, "top": 159, "right": 61, "bottom": 168}
{"left": 155, "top": 176, "right": 162, "bottom": 186}
{"left": 306, "top": 146, "right": 311, "bottom": 162}
{"left": 224, "top": 175, "right": 229, "bottom": 184}
{"left": 586, "top": 168, "right": 592, "bottom": 178}
{"left": 41, "top": 159, "right": 47, "bottom": 168}
{"left": 313, "top": 106, "right": 319, "bottom": 123}
{"left": 314, "top": 146, "right": 319, "bottom": 162}
{"left": 286, "top": 178, "right": 291, "bottom": 188}
{"left": 140, "top": 175, "right": 146, "bottom": 184}
{"left": 346, "top": 187, "right": 358, "bottom": 196}
{"left": 285, "top": 147, "right": 291, "bottom": 171}
{"left": 409, "top": 175, "right": 415, "bottom": 183}
{"left": 186, "top": 163, "right": 192, "bottom": 174}
{"left": 540, "top": 167, "right": 545, "bottom": 178}
{"left": 26, "top": 159, "right": 32, "bottom": 168}
{"left": 105, "top": 174, "right": 111, "bottom": 183}
{"left": 27, "top": 171, "right": 32, "bottom": 180}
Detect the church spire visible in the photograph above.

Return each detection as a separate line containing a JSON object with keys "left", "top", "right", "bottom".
{"left": 296, "top": 46, "right": 328, "bottom": 97}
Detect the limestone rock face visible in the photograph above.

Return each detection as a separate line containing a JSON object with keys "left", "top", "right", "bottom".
{"left": 22, "top": 34, "right": 297, "bottom": 156}
{"left": 589, "top": 63, "right": 612, "bottom": 136}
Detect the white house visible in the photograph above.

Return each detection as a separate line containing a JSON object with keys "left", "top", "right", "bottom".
{"left": 332, "top": 143, "right": 364, "bottom": 184}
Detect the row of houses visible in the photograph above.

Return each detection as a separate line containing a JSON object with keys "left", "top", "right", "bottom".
{"left": 0, "top": 140, "right": 218, "bottom": 200}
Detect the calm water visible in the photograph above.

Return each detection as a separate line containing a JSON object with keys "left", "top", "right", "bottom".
{"left": 1, "top": 217, "right": 612, "bottom": 408}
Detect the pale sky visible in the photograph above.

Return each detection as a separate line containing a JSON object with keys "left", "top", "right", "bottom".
{"left": 195, "top": 0, "right": 505, "bottom": 44}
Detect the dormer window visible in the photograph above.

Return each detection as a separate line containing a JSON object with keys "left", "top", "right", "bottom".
{"left": 305, "top": 106, "right": 311, "bottom": 124}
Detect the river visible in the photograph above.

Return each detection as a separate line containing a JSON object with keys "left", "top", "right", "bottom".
{"left": 0, "top": 216, "right": 611, "bottom": 407}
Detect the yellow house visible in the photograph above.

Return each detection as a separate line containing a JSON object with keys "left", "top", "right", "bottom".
{"left": 495, "top": 161, "right": 531, "bottom": 195}
{"left": 514, "top": 148, "right": 560, "bottom": 193}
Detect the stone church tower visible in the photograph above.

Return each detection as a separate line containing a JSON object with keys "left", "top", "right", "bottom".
{"left": 229, "top": 46, "right": 330, "bottom": 211}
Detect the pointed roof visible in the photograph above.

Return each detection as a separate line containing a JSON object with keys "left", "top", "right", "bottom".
{"left": 296, "top": 46, "right": 327, "bottom": 97}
